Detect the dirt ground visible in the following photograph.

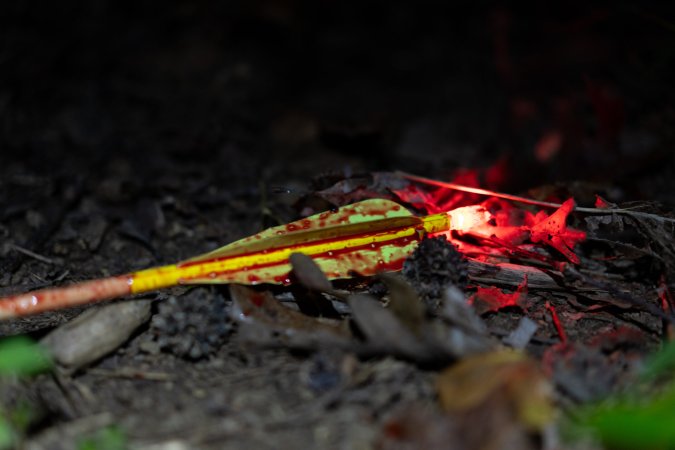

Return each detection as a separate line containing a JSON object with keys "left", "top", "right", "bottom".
{"left": 1, "top": 2, "right": 675, "bottom": 449}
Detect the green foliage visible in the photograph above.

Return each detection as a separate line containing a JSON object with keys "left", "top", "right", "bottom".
{"left": 579, "top": 385, "right": 675, "bottom": 449}
{"left": 0, "top": 336, "right": 52, "bottom": 376}
{"left": 0, "top": 420, "right": 13, "bottom": 450}
{"left": 77, "top": 426, "right": 127, "bottom": 450}
{"left": 0, "top": 336, "right": 53, "bottom": 449}
{"left": 569, "top": 341, "right": 675, "bottom": 449}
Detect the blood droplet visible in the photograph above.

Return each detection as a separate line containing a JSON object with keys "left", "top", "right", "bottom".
{"left": 247, "top": 274, "right": 260, "bottom": 284}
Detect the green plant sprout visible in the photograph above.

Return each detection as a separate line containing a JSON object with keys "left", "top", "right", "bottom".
{"left": 568, "top": 340, "right": 675, "bottom": 450}
{"left": 0, "top": 336, "right": 53, "bottom": 450}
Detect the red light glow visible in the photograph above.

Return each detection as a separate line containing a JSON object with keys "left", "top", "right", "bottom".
{"left": 448, "top": 205, "right": 493, "bottom": 233}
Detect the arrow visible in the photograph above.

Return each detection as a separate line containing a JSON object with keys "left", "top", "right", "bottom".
{"left": 0, "top": 199, "right": 452, "bottom": 319}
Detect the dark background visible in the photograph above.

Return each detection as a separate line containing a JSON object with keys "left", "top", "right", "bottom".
{"left": 1, "top": 1, "right": 675, "bottom": 197}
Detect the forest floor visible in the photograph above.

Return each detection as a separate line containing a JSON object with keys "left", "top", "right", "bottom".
{"left": 1, "top": 2, "right": 675, "bottom": 449}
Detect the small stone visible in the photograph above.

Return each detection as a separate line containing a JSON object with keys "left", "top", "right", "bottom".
{"left": 41, "top": 300, "right": 153, "bottom": 373}
{"left": 139, "top": 339, "right": 161, "bottom": 355}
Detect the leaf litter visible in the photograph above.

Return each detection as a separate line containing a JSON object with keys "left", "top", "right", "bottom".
{"left": 295, "top": 171, "right": 674, "bottom": 447}
{"left": 4, "top": 169, "right": 675, "bottom": 449}
{"left": 229, "top": 255, "right": 493, "bottom": 363}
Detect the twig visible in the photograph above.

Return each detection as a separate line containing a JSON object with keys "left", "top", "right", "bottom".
{"left": 564, "top": 266, "right": 675, "bottom": 324}
{"left": 468, "top": 259, "right": 568, "bottom": 291}
{"left": 400, "top": 171, "right": 564, "bottom": 208}
{"left": 398, "top": 171, "right": 675, "bottom": 224}
{"left": 0, "top": 176, "right": 85, "bottom": 276}
{"left": 8, "top": 243, "right": 58, "bottom": 265}
{"left": 545, "top": 301, "right": 568, "bottom": 344}
{"left": 87, "top": 367, "right": 173, "bottom": 381}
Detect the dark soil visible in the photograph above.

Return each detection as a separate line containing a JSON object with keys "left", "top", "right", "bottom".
{"left": 403, "top": 235, "right": 468, "bottom": 309}
{"left": 2, "top": 2, "right": 675, "bottom": 449}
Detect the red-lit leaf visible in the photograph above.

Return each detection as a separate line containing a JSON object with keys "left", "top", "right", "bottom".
{"left": 428, "top": 169, "right": 482, "bottom": 212}
{"left": 545, "top": 301, "right": 567, "bottom": 344}
{"left": 594, "top": 195, "right": 616, "bottom": 209}
{"left": 528, "top": 198, "right": 586, "bottom": 264}
{"left": 470, "top": 276, "right": 528, "bottom": 314}
{"left": 392, "top": 166, "right": 505, "bottom": 214}
{"left": 658, "top": 274, "right": 674, "bottom": 314}
{"left": 390, "top": 183, "right": 440, "bottom": 213}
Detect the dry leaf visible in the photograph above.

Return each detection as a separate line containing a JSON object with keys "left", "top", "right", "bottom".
{"left": 314, "top": 172, "right": 409, "bottom": 207}
{"left": 289, "top": 252, "right": 334, "bottom": 293}
{"left": 348, "top": 293, "right": 434, "bottom": 360}
{"left": 349, "top": 280, "right": 492, "bottom": 362}
{"left": 229, "top": 285, "right": 350, "bottom": 349}
{"left": 379, "top": 273, "right": 426, "bottom": 334}
{"left": 379, "top": 400, "right": 538, "bottom": 450}
{"left": 585, "top": 203, "right": 675, "bottom": 279}
{"left": 435, "top": 286, "right": 494, "bottom": 355}
{"left": 436, "top": 350, "right": 555, "bottom": 432}
{"left": 378, "top": 404, "right": 463, "bottom": 450}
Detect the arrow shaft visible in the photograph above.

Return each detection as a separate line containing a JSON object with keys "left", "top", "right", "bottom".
{"left": 0, "top": 275, "right": 132, "bottom": 319}
{"left": 0, "top": 210, "right": 451, "bottom": 319}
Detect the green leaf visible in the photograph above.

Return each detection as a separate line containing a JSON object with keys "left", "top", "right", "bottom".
{"left": 581, "top": 396, "right": 675, "bottom": 449}
{"left": 0, "top": 336, "right": 52, "bottom": 376}
{"left": 568, "top": 341, "right": 675, "bottom": 449}
{"left": 0, "top": 417, "right": 15, "bottom": 450}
